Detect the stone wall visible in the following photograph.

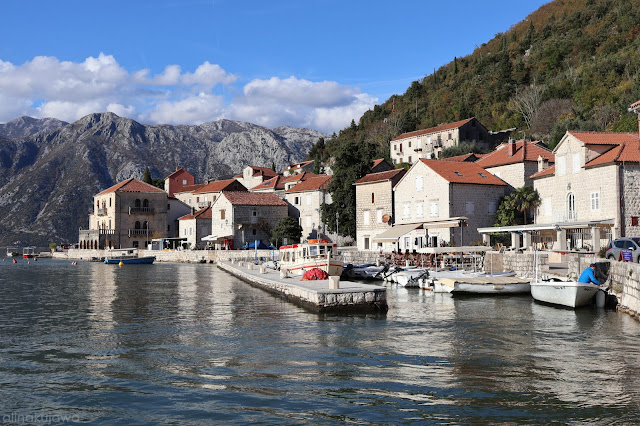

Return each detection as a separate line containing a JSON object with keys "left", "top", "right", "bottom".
{"left": 481, "top": 251, "right": 548, "bottom": 277}
{"left": 603, "top": 260, "right": 640, "bottom": 319}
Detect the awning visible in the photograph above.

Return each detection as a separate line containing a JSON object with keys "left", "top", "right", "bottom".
{"left": 373, "top": 223, "right": 423, "bottom": 242}
{"left": 202, "top": 234, "right": 233, "bottom": 242}
{"left": 422, "top": 217, "right": 468, "bottom": 229}
{"left": 478, "top": 218, "right": 615, "bottom": 234}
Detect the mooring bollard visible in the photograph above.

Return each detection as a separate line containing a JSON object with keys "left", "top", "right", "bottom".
{"left": 329, "top": 276, "right": 340, "bottom": 289}
{"left": 260, "top": 266, "right": 266, "bottom": 274}
{"left": 280, "top": 267, "right": 288, "bottom": 279}
{"left": 247, "top": 263, "right": 253, "bottom": 270}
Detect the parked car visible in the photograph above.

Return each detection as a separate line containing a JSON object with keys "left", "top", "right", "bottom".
{"left": 606, "top": 237, "right": 640, "bottom": 262}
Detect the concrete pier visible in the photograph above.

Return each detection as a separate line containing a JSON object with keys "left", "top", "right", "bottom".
{"left": 217, "top": 261, "right": 387, "bottom": 313}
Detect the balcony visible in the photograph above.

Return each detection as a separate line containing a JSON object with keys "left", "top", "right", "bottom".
{"left": 97, "top": 208, "right": 107, "bottom": 216}
{"left": 128, "top": 228, "right": 153, "bottom": 237}
{"left": 80, "top": 228, "right": 116, "bottom": 236}
{"left": 129, "top": 207, "right": 154, "bottom": 214}
{"left": 553, "top": 212, "right": 578, "bottom": 223}
{"left": 197, "top": 201, "right": 211, "bottom": 209}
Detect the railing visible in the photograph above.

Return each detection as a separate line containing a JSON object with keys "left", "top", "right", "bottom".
{"left": 128, "top": 229, "right": 152, "bottom": 237}
{"left": 553, "top": 212, "right": 578, "bottom": 222}
{"left": 197, "top": 201, "right": 211, "bottom": 208}
{"left": 97, "top": 208, "right": 107, "bottom": 216}
{"left": 79, "top": 228, "right": 115, "bottom": 236}
{"left": 129, "top": 207, "right": 154, "bottom": 214}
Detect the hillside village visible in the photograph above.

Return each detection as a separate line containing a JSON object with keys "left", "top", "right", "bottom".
{"left": 78, "top": 100, "right": 640, "bottom": 255}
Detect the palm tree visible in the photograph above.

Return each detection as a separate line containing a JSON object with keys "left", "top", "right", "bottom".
{"left": 513, "top": 186, "right": 541, "bottom": 225}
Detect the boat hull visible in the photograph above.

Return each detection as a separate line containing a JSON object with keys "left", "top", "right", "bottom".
{"left": 104, "top": 256, "right": 156, "bottom": 264}
{"left": 284, "top": 261, "right": 343, "bottom": 277}
{"left": 530, "top": 281, "right": 599, "bottom": 308}
{"left": 438, "top": 277, "right": 531, "bottom": 294}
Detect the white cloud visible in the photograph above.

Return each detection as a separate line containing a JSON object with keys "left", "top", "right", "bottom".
{"left": 0, "top": 54, "right": 376, "bottom": 132}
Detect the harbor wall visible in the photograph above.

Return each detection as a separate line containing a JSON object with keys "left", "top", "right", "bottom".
{"left": 481, "top": 251, "right": 548, "bottom": 277}
{"left": 603, "top": 261, "right": 640, "bottom": 319}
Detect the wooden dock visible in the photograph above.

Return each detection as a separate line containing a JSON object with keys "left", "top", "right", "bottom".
{"left": 217, "top": 260, "right": 387, "bottom": 313}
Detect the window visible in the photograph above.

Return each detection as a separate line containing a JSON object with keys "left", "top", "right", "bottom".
{"left": 109, "top": 198, "right": 112, "bottom": 207}
{"left": 188, "top": 198, "right": 192, "bottom": 205}
{"left": 408, "top": 141, "right": 411, "bottom": 148}
{"left": 408, "top": 156, "right": 412, "bottom": 163}
{"left": 196, "top": 197, "right": 200, "bottom": 203}
{"left": 488, "top": 201, "right": 497, "bottom": 214}
{"left": 478, "top": 173, "right": 487, "bottom": 178}
{"left": 573, "top": 153, "right": 581, "bottom": 173}
{"left": 135, "top": 198, "right": 141, "bottom": 208}
{"left": 377, "top": 209, "right": 383, "bottom": 223}
{"left": 221, "top": 209, "right": 225, "bottom": 220}
{"left": 252, "top": 229, "right": 257, "bottom": 235}
{"left": 430, "top": 202, "right": 438, "bottom": 217}
{"left": 371, "top": 193, "right": 375, "bottom": 203}
{"left": 135, "top": 221, "right": 141, "bottom": 229}
{"left": 167, "top": 225, "right": 170, "bottom": 232}
{"left": 182, "top": 179, "right": 187, "bottom": 185}
{"left": 633, "top": 217, "right": 639, "bottom": 226}
{"left": 557, "top": 156, "right": 566, "bottom": 176}
{"left": 465, "top": 201, "right": 475, "bottom": 214}
{"left": 252, "top": 211, "right": 257, "bottom": 216}
{"left": 132, "top": 241, "right": 139, "bottom": 248}
{"left": 364, "top": 237, "right": 370, "bottom": 250}
{"left": 448, "top": 132, "right": 451, "bottom": 140}
{"left": 399, "top": 143, "right": 403, "bottom": 152}
{"left": 567, "top": 193, "right": 576, "bottom": 220}
{"left": 403, "top": 204, "right": 410, "bottom": 218}
{"left": 295, "top": 196, "right": 300, "bottom": 205}
{"left": 416, "top": 203, "right": 423, "bottom": 218}
{"left": 591, "top": 192, "right": 600, "bottom": 210}
{"left": 416, "top": 176, "right": 423, "bottom": 191}
{"left": 167, "top": 203, "right": 170, "bottom": 210}
{"left": 394, "top": 145, "right": 397, "bottom": 151}
{"left": 364, "top": 210, "right": 370, "bottom": 225}
{"left": 454, "top": 171, "right": 462, "bottom": 176}
{"left": 143, "top": 199, "right": 149, "bottom": 208}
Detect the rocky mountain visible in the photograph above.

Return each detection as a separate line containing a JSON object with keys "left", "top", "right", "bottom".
{"left": 0, "top": 113, "right": 328, "bottom": 245}
{"left": 0, "top": 116, "right": 68, "bottom": 139}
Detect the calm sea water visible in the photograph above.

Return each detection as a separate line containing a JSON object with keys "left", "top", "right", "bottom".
{"left": 1, "top": 259, "right": 640, "bottom": 424}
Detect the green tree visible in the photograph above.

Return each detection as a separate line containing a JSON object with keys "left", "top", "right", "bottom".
{"left": 494, "top": 193, "right": 519, "bottom": 227}
{"left": 151, "top": 178, "right": 165, "bottom": 189}
{"left": 321, "top": 138, "right": 381, "bottom": 239}
{"left": 143, "top": 166, "right": 152, "bottom": 184}
{"left": 271, "top": 217, "right": 303, "bottom": 247}
{"left": 512, "top": 185, "right": 541, "bottom": 225}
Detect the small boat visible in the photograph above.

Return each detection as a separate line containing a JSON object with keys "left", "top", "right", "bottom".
{"left": 278, "top": 239, "right": 343, "bottom": 276}
{"left": 22, "top": 247, "right": 37, "bottom": 259}
{"left": 345, "top": 264, "right": 388, "bottom": 280}
{"left": 436, "top": 276, "right": 531, "bottom": 294}
{"left": 104, "top": 256, "right": 155, "bottom": 264}
{"left": 530, "top": 278, "right": 599, "bottom": 308}
{"left": 394, "top": 269, "right": 430, "bottom": 287}
{"left": 6, "top": 247, "right": 19, "bottom": 257}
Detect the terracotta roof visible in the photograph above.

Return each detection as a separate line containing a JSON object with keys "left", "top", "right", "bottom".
{"left": 222, "top": 192, "right": 288, "bottom": 206}
{"left": 286, "top": 175, "right": 332, "bottom": 193}
{"left": 165, "top": 168, "right": 191, "bottom": 179}
{"left": 96, "top": 178, "right": 166, "bottom": 196}
{"left": 419, "top": 159, "right": 507, "bottom": 186}
{"left": 193, "top": 179, "right": 245, "bottom": 194}
{"left": 371, "top": 158, "right": 385, "bottom": 168}
{"left": 245, "top": 166, "right": 279, "bottom": 178}
{"left": 285, "top": 160, "right": 313, "bottom": 170}
{"left": 476, "top": 140, "right": 554, "bottom": 168}
{"left": 391, "top": 118, "right": 474, "bottom": 141}
{"left": 441, "top": 153, "right": 480, "bottom": 162}
{"left": 631, "top": 100, "right": 640, "bottom": 109}
{"left": 250, "top": 172, "right": 317, "bottom": 191}
{"left": 174, "top": 183, "right": 206, "bottom": 194}
{"left": 355, "top": 169, "right": 406, "bottom": 185}
{"left": 568, "top": 131, "right": 640, "bottom": 166}
{"left": 178, "top": 206, "right": 212, "bottom": 221}
{"left": 530, "top": 165, "right": 556, "bottom": 179}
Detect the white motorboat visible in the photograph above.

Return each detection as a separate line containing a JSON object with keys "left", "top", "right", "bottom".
{"left": 530, "top": 279, "right": 600, "bottom": 308}
{"left": 383, "top": 266, "right": 418, "bottom": 282}
{"left": 394, "top": 269, "right": 430, "bottom": 287}
{"left": 347, "top": 264, "right": 387, "bottom": 280}
{"left": 424, "top": 270, "right": 488, "bottom": 291}
{"left": 5, "top": 247, "right": 19, "bottom": 257}
{"left": 436, "top": 276, "right": 531, "bottom": 294}
{"left": 278, "top": 239, "right": 343, "bottom": 276}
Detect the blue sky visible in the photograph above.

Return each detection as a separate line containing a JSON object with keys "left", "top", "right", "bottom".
{"left": 0, "top": 0, "right": 549, "bottom": 132}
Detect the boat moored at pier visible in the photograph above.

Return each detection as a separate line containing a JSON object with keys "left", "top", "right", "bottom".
{"left": 279, "top": 239, "right": 343, "bottom": 276}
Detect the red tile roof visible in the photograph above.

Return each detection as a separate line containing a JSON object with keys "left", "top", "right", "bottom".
{"left": 174, "top": 183, "right": 206, "bottom": 194}
{"left": 250, "top": 172, "right": 317, "bottom": 191}
{"left": 193, "top": 179, "right": 245, "bottom": 194}
{"left": 96, "top": 178, "right": 167, "bottom": 196}
{"left": 441, "top": 153, "right": 480, "bottom": 162}
{"left": 419, "top": 159, "right": 506, "bottom": 186}
{"left": 569, "top": 131, "right": 640, "bottom": 166}
{"left": 286, "top": 175, "right": 332, "bottom": 193}
{"left": 391, "top": 118, "right": 474, "bottom": 141}
{"left": 165, "top": 168, "right": 191, "bottom": 179}
{"left": 285, "top": 160, "right": 313, "bottom": 170}
{"left": 178, "top": 206, "right": 212, "bottom": 220}
{"left": 530, "top": 165, "right": 556, "bottom": 179}
{"left": 355, "top": 169, "right": 406, "bottom": 185}
{"left": 631, "top": 100, "right": 640, "bottom": 109}
{"left": 247, "top": 166, "right": 279, "bottom": 178}
{"left": 475, "top": 140, "right": 554, "bottom": 168}
{"left": 371, "top": 158, "right": 385, "bottom": 168}
{"left": 222, "top": 192, "right": 288, "bottom": 206}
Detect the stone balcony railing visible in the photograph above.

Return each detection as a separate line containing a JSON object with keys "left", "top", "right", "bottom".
{"left": 197, "top": 201, "right": 211, "bottom": 209}
{"left": 129, "top": 207, "right": 154, "bottom": 214}
{"left": 553, "top": 212, "right": 578, "bottom": 222}
{"left": 79, "top": 228, "right": 115, "bottom": 237}
{"left": 128, "top": 228, "right": 153, "bottom": 237}
{"left": 96, "top": 208, "right": 107, "bottom": 216}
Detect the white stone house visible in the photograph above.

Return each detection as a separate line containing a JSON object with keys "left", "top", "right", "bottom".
{"left": 192, "top": 179, "right": 247, "bottom": 209}
{"left": 284, "top": 160, "right": 314, "bottom": 176}
{"left": 388, "top": 159, "right": 507, "bottom": 251}
{"left": 283, "top": 175, "right": 332, "bottom": 240}
{"left": 354, "top": 169, "right": 406, "bottom": 251}
{"left": 235, "top": 165, "right": 279, "bottom": 190}
{"left": 390, "top": 118, "right": 492, "bottom": 164}
{"left": 208, "top": 192, "right": 288, "bottom": 249}
{"left": 249, "top": 172, "right": 318, "bottom": 199}
{"left": 178, "top": 206, "right": 212, "bottom": 249}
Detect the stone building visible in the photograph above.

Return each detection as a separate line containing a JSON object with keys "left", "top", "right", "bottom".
{"left": 389, "top": 159, "right": 507, "bottom": 251}
{"left": 283, "top": 160, "right": 314, "bottom": 176}
{"left": 164, "top": 168, "right": 195, "bottom": 198}
{"left": 207, "top": 192, "right": 288, "bottom": 249}
{"left": 167, "top": 197, "right": 191, "bottom": 238}
{"left": 249, "top": 172, "right": 318, "bottom": 198}
{"left": 475, "top": 140, "right": 554, "bottom": 189}
{"left": 354, "top": 169, "right": 406, "bottom": 251}
{"left": 235, "top": 165, "right": 279, "bottom": 189}
{"left": 79, "top": 178, "right": 168, "bottom": 250}
{"left": 178, "top": 206, "right": 212, "bottom": 249}
{"left": 370, "top": 158, "right": 395, "bottom": 174}
{"left": 283, "top": 175, "right": 332, "bottom": 240}
{"left": 172, "top": 184, "right": 205, "bottom": 209}
{"left": 390, "top": 118, "right": 493, "bottom": 164}
{"left": 191, "top": 179, "right": 247, "bottom": 209}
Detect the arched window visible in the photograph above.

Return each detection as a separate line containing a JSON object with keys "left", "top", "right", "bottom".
{"left": 135, "top": 221, "right": 141, "bottom": 229}
{"left": 143, "top": 221, "right": 149, "bottom": 229}
{"left": 143, "top": 199, "right": 149, "bottom": 208}
{"left": 135, "top": 199, "right": 141, "bottom": 208}
{"left": 567, "top": 193, "right": 576, "bottom": 221}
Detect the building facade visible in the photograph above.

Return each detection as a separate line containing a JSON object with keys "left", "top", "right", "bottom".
{"left": 235, "top": 165, "right": 279, "bottom": 190}
{"left": 164, "top": 168, "right": 195, "bottom": 198}
{"left": 283, "top": 175, "right": 332, "bottom": 240}
{"left": 178, "top": 206, "right": 212, "bottom": 249}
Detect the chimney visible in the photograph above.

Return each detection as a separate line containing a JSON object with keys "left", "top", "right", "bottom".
{"left": 507, "top": 138, "right": 516, "bottom": 157}
{"left": 537, "top": 155, "right": 549, "bottom": 172}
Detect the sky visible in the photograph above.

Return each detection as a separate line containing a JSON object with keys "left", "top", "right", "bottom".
{"left": 0, "top": 0, "right": 549, "bottom": 133}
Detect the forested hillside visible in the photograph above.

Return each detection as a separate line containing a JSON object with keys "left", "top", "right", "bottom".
{"left": 316, "top": 0, "right": 640, "bottom": 163}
